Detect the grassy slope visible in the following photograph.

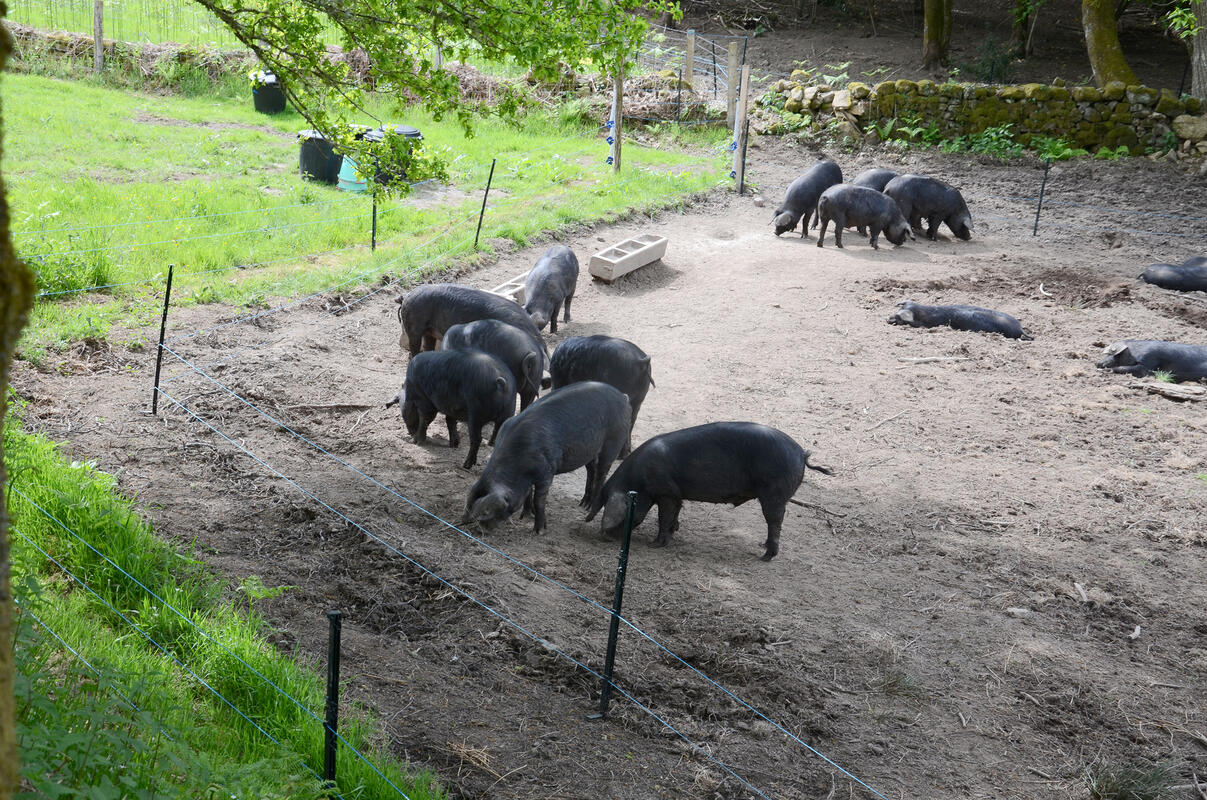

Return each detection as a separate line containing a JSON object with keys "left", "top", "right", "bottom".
{"left": 6, "top": 73, "right": 727, "bottom": 361}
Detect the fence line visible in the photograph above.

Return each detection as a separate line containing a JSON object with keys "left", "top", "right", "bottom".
{"left": 10, "top": 522, "right": 350, "bottom": 799}
{"left": 153, "top": 385, "right": 774, "bottom": 800}
{"left": 157, "top": 340, "right": 892, "bottom": 800}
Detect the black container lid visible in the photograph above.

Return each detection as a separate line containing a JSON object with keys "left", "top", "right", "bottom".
{"left": 385, "top": 125, "right": 424, "bottom": 139}
{"left": 298, "top": 129, "right": 325, "bottom": 141}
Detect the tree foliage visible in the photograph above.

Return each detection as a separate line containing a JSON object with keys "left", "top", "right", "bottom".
{"left": 191, "top": 0, "right": 676, "bottom": 194}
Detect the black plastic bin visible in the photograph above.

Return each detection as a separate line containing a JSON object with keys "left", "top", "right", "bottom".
{"left": 252, "top": 74, "right": 287, "bottom": 114}
{"left": 298, "top": 130, "right": 341, "bottom": 184}
{"left": 372, "top": 125, "right": 424, "bottom": 185}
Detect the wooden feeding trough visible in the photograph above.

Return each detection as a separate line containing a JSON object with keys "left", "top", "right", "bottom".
{"left": 588, "top": 234, "right": 668, "bottom": 283}
{"left": 490, "top": 272, "right": 529, "bottom": 304}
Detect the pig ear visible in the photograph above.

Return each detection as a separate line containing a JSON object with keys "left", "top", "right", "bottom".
{"left": 496, "top": 377, "right": 508, "bottom": 392}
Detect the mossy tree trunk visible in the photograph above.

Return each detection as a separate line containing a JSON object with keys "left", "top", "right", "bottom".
{"left": 0, "top": 9, "right": 33, "bottom": 799}
{"left": 1081, "top": 0, "right": 1138, "bottom": 86}
{"left": 1011, "top": 0, "right": 1038, "bottom": 57}
{"left": 1193, "top": 1, "right": 1207, "bottom": 101}
{"left": 921, "top": 0, "right": 952, "bottom": 69}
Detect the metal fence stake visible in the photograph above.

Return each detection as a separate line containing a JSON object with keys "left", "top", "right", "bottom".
{"left": 371, "top": 196, "right": 377, "bottom": 252}
{"left": 474, "top": 158, "right": 496, "bottom": 249}
{"left": 149, "top": 264, "right": 174, "bottom": 415}
{"left": 1032, "top": 158, "right": 1051, "bottom": 237}
{"left": 324, "top": 610, "right": 342, "bottom": 795}
{"left": 587, "top": 491, "right": 637, "bottom": 720}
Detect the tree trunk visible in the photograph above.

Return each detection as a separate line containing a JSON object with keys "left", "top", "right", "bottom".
{"left": 1193, "top": 1, "right": 1207, "bottom": 101}
{"left": 1, "top": 11, "right": 33, "bottom": 799}
{"left": 922, "top": 0, "right": 952, "bottom": 69}
{"left": 1011, "top": 0, "right": 1032, "bottom": 58}
{"left": 1082, "top": 0, "right": 1138, "bottom": 86}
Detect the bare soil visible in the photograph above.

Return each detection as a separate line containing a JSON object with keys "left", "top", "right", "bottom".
{"left": 15, "top": 137, "right": 1207, "bottom": 800}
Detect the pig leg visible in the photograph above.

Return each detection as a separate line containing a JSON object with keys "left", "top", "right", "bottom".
{"left": 581, "top": 461, "right": 597, "bottom": 508}
{"left": 463, "top": 419, "right": 484, "bottom": 469}
{"left": 406, "top": 332, "right": 424, "bottom": 357}
{"left": 414, "top": 411, "right": 433, "bottom": 445}
{"left": 868, "top": 226, "right": 882, "bottom": 250}
{"left": 758, "top": 497, "right": 786, "bottom": 561}
{"left": 422, "top": 332, "right": 438, "bottom": 352}
{"left": 446, "top": 416, "right": 461, "bottom": 448}
{"left": 816, "top": 216, "right": 830, "bottom": 248}
{"left": 1110, "top": 364, "right": 1151, "bottom": 376}
{"left": 651, "top": 497, "right": 682, "bottom": 548}
{"left": 562, "top": 294, "right": 573, "bottom": 323}
{"left": 925, "top": 214, "right": 941, "bottom": 240}
{"left": 532, "top": 480, "right": 552, "bottom": 535}
{"left": 549, "top": 303, "right": 562, "bottom": 334}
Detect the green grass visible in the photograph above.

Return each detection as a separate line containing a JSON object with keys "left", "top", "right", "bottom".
{"left": 1084, "top": 760, "right": 1177, "bottom": 800}
{"left": 6, "top": 73, "right": 728, "bottom": 360}
{"left": 6, "top": 415, "right": 445, "bottom": 799}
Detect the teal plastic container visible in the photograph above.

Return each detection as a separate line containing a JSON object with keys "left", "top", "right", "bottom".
{"left": 336, "top": 156, "right": 368, "bottom": 193}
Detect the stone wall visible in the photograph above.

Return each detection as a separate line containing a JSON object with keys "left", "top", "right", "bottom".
{"left": 754, "top": 75, "right": 1207, "bottom": 157}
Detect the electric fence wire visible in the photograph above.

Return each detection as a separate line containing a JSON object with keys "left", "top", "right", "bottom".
{"left": 150, "top": 385, "right": 776, "bottom": 800}
{"left": 158, "top": 343, "right": 892, "bottom": 800}
{"left": 9, "top": 521, "right": 351, "bottom": 800}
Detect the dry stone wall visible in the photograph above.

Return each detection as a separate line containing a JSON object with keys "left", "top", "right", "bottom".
{"left": 755, "top": 74, "right": 1207, "bottom": 157}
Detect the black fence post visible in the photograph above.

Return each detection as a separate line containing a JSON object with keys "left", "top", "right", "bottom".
{"left": 587, "top": 491, "right": 637, "bottom": 720}
{"left": 324, "top": 610, "right": 342, "bottom": 794}
{"left": 711, "top": 45, "right": 718, "bottom": 99}
{"left": 677, "top": 68, "right": 683, "bottom": 125}
{"left": 740, "top": 36, "right": 748, "bottom": 66}
{"left": 1032, "top": 158, "right": 1051, "bottom": 237}
{"left": 149, "top": 264, "right": 174, "bottom": 415}
{"left": 371, "top": 196, "right": 378, "bottom": 252}
{"left": 474, "top": 158, "right": 497, "bottom": 250}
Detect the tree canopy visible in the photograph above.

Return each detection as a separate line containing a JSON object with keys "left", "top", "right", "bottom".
{"left": 192, "top": 0, "right": 676, "bottom": 192}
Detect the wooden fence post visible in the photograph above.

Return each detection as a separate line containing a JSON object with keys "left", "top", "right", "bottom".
{"left": 726, "top": 42, "right": 739, "bottom": 128}
{"left": 93, "top": 0, "right": 104, "bottom": 74}
{"left": 684, "top": 29, "right": 695, "bottom": 90}
{"left": 732, "top": 64, "right": 751, "bottom": 190}
{"left": 610, "top": 61, "right": 624, "bottom": 172}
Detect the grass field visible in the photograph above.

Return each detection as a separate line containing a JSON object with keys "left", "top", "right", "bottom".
{"left": 6, "top": 73, "right": 728, "bottom": 362}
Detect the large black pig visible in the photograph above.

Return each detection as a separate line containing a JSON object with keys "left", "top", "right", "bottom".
{"left": 524, "top": 245, "right": 579, "bottom": 333}
{"left": 441, "top": 319, "right": 544, "bottom": 410}
{"left": 463, "top": 382, "right": 631, "bottom": 536}
{"left": 396, "top": 284, "right": 545, "bottom": 365}
{"left": 815, "top": 185, "right": 914, "bottom": 249}
{"left": 549, "top": 335, "right": 654, "bottom": 457}
{"left": 883, "top": 174, "right": 973, "bottom": 241}
{"left": 1096, "top": 340, "right": 1207, "bottom": 382}
{"left": 387, "top": 349, "right": 517, "bottom": 469}
{"left": 586, "top": 422, "right": 833, "bottom": 561}
{"left": 773, "top": 160, "right": 843, "bottom": 237}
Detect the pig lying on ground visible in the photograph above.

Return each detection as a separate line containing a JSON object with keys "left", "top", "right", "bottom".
{"left": 889, "top": 301, "right": 1033, "bottom": 340}
{"left": 1096, "top": 340, "right": 1207, "bottom": 382}
{"left": 464, "top": 382, "right": 631, "bottom": 536}
{"left": 386, "top": 350, "right": 517, "bottom": 469}
{"left": 773, "top": 160, "right": 843, "bottom": 237}
{"left": 586, "top": 422, "right": 833, "bottom": 561}
{"left": 441, "top": 319, "right": 544, "bottom": 410}
{"left": 815, "top": 185, "right": 914, "bottom": 249}
{"left": 524, "top": 245, "right": 579, "bottom": 333}
{"left": 549, "top": 335, "right": 654, "bottom": 457}
{"left": 1140, "top": 256, "right": 1207, "bottom": 293}
{"left": 396, "top": 284, "right": 545, "bottom": 366}
{"left": 883, "top": 174, "right": 973, "bottom": 241}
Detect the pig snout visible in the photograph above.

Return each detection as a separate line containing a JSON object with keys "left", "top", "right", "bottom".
{"left": 773, "top": 212, "right": 795, "bottom": 236}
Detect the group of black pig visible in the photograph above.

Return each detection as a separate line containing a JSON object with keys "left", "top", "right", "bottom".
{"left": 392, "top": 244, "right": 832, "bottom": 561}
{"left": 775, "top": 159, "right": 1207, "bottom": 380}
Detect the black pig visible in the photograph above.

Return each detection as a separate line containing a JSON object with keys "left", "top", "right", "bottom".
{"left": 549, "top": 335, "right": 654, "bottom": 457}
{"left": 586, "top": 422, "right": 833, "bottom": 561}
{"left": 387, "top": 350, "right": 516, "bottom": 469}
{"left": 883, "top": 174, "right": 974, "bottom": 241}
{"left": 442, "top": 319, "right": 544, "bottom": 410}
{"left": 1096, "top": 340, "right": 1207, "bottom": 382}
{"left": 464, "top": 382, "right": 631, "bottom": 536}
{"left": 524, "top": 245, "right": 579, "bottom": 333}
{"left": 396, "top": 284, "right": 545, "bottom": 365}
{"left": 889, "top": 301, "right": 1033, "bottom": 340}
{"left": 815, "top": 185, "right": 914, "bottom": 249}
{"left": 773, "top": 160, "right": 843, "bottom": 237}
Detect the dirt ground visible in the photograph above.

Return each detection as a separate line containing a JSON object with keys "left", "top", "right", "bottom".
{"left": 14, "top": 135, "right": 1207, "bottom": 800}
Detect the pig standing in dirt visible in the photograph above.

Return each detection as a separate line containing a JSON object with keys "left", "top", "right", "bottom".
{"left": 883, "top": 174, "right": 974, "bottom": 241}
{"left": 441, "top": 319, "right": 544, "bottom": 410}
{"left": 586, "top": 422, "right": 833, "bottom": 561}
{"left": 386, "top": 349, "right": 517, "bottom": 469}
{"left": 773, "top": 160, "right": 843, "bottom": 237}
{"left": 524, "top": 245, "right": 579, "bottom": 333}
{"left": 815, "top": 185, "right": 914, "bottom": 249}
{"left": 1140, "top": 256, "right": 1207, "bottom": 293}
{"left": 549, "top": 335, "right": 654, "bottom": 457}
{"left": 463, "top": 382, "right": 631, "bottom": 536}
{"left": 847, "top": 168, "right": 900, "bottom": 236}
{"left": 888, "top": 301, "right": 1033, "bottom": 340}
{"left": 1096, "top": 340, "right": 1207, "bottom": 382}
{"left": 396, "top": 284, "right": 546, "bottom": 366}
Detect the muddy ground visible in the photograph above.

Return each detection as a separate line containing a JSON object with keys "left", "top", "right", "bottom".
{"left": 14, "top": 137, "right": 1207, "bottom": 800}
